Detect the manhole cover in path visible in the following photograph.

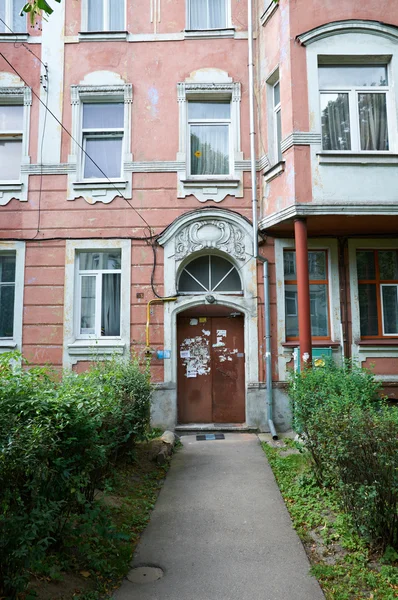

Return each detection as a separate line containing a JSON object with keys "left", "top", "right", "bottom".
{"left": 127, "top": 566, "right": 164, "bottom": 584}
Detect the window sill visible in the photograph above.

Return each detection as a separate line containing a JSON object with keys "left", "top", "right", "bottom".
{"left": 0, "top": 182, "right": 23, "bottom": 191}
{"left": 67, "top": 340, "right": 126, "bottom": 357}
{"left": 317, "top": 152, "right": 398, "bottom": 165}
{"left": 358, "top": 339, "right": 398, "bottom": 347}
{"left": 0, "top": 33, "right": 28, "bottom": 42}
{"left": 282, "top": 341, "right": 341, "bottom": 348}
{"left": 0, "top": 340, "right": 17, "bottom": 349}
{"left": 73, "top": 180, "right": 127, "bottom": 191}
{"left": 181, "top": 178, "right": 240, "bottom": 188}
{"left": 78, "top": 31, "right": 128, "bottom": 41}
{"left": 184, "top": 28, "right": 235, "bottom": 39}
{"left": 263, "top": 161, "right": 285, "bottom": 183}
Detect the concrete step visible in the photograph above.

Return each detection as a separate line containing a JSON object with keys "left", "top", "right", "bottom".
{"left": 175, "top": 423, "right": 259, "bottom": 434}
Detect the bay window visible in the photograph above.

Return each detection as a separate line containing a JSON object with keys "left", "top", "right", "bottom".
{"left": 284, "top": 250, "right": 329, "bottom": 338}
{"left": 357, "top": 250, "right": 398, "bottom": 337}
{"left": 188, "top": 0, "right": 227, "bottom": 30}
{"left": 188, "top": 101, "right": 231, "bottom": 176}
{"left": 319, "top": 64, "right": 390, "bottom": 152}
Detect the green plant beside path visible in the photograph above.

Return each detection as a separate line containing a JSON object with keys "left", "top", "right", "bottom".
{"left": 0, "top": 352, "right": 153, "bottom": 598}
{"left": 262, "top": 443, "right": 398, "bottom": 599}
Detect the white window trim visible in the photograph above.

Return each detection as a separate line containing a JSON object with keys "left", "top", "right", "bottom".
{"left": 0, "top": 241, "right": 25, "bottom": 352}
{"left": 80, "top": 0, "right": 126, "bottom": 34}
{"left": 68, "top": 73, "right": 133, "bottom": 204}
{"left": 63, "top": 239, "right": 131, "bottom": 369}
{"left": 319, "top": 66, "right": 391, "bottom": 153}
{"left": 177, "top": 69, "right": 243, "bottom": 203}
{"left": 185, "top": 0, "right": 231, "bottom": 34}
{"left": 0, "top": 84, "right": 31, "bottom": 205}
{"left": 349, "top": 238, "right": 398, "bottom": 380}
{"left": 275, "top": 238, "right": 341, "bottom": 382}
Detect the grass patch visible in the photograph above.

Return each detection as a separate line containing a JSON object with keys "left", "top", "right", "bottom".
{"left": 262, "top": 442, "right": 398, "bottom": 600}
{"left": 22, "top": 441, "right": 171, "bottom": 600}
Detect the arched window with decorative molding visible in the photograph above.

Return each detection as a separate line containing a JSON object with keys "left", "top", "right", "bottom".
{"left": 178, "top": 254, "right": 242, "bottom": 294}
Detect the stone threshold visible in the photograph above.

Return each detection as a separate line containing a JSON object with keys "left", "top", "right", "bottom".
{"left": 175, "top": 423, "right": 259, "bottom": 433}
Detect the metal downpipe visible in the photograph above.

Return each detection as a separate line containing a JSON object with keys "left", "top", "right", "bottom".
{"left": 262, "top": 258, "right": 278, "bottom": 440}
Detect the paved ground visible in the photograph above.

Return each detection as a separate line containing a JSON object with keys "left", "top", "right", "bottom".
{"left": 113, "top": 433, "right": 324, "bottom": 600}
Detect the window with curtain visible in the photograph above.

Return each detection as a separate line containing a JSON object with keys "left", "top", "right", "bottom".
{"left": 0, "top": 251, "right": 16, "bottom": 338}
{"left": 319, "top": 64, "right": 389, "bottom": 151}
{"left": 188, "top": 101, "right": 231, "bottom": 176}
{"left": 82, "top": 102, "right": 124, "bottom": 179}
{"left": 0, "top": 104, "right": 23, "bottom": 180}
{"left": 86, "top": 0, "right": 125, "bottom": 31}
{"left": 78, "top": 250, "right": 121, "bottom": 337}
{"left": 178, "top": 255, "right": 241, "bottom": 294}
{"left": 188, "top": 0, "right": 227, "bottom": 29}
{"left": 0, "top": 0, "right": 26, "bottom": 33}
{"left": 357, "top": 249, "right": 398, "bottom": 337}
{"left": 284, "top": 250, "right": 329, "bottom": 339}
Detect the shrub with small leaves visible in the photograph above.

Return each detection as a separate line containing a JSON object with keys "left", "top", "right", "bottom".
{"left": 0, "top": 352, "right": 152, "bottom": 598}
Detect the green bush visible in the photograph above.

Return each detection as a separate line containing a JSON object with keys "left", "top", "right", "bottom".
{"left": 288, "top": 360, "right": 398, "bottom": 551}
{"left": 0, "top": 352, "right": 152, "bottom": 598}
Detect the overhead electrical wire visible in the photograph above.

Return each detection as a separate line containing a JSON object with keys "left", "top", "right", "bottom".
{"left": 0, "top": 49, "right": 154, "bottom": 240}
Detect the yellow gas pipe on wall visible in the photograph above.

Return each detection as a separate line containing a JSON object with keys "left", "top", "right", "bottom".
{"left": 145, "top": 297, "right": 177, "bottom": 356}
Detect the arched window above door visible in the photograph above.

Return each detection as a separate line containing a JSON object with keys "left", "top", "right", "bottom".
{"left": 178, "top": 255, "right": 242, "bottom": 294}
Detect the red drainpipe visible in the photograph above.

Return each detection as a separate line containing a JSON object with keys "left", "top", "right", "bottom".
{"left": 294, "top": 218, "right": 312, "bottom": 369}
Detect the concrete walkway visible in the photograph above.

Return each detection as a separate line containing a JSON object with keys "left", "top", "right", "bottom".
{"left": 113, "top": 433, "right": 324, "bottom": 600}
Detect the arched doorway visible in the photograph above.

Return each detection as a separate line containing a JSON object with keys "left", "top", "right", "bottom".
{"left": 176, "top": 254, "right": 245, "bottom": 423}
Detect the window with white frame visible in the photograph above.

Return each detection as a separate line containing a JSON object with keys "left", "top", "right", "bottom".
{"left": 0, "top": 103, "right": 23, "bottom": 180}
{"left": 0, "top": 251, "right": 16, "bottom": 338}
{"left": 188, "top": 0, "right": 227, "bottom": 30}
{"left": 319, "top": 63, "right": 390, "bottom": 152}
{"left": 178, "top": 254, "right": 242, "bottom": 294}
{"left": 188, "top": 101, "right": 231, "bottom": 176}
{"left": 85, "top": 0, "right": 125, "bottom": 31}
{"left": 284, "top": 250, "right": 330, "bottom": 338}
{"left": 0, "top": 0, "right": 26, "bottom": 33}
{"left": 273, "top": 80, "right": 282, "bottom": 162}
{"left": 357, "top": 249, "right": 398, "bottom": 337}
{"left": 0, "top": 241, "right": 24, "bottom": 350}
{"left": 82, "top": 102, "right": 124, "bottom": 179}
{"left": 77, "top": 249, "right": 121, "bottom": 338}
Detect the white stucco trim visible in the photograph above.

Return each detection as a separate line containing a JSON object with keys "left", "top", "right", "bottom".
{"left": 258, "top": 202, "right": 398, "bottom": 231}
{"left": 0, "top": 241, "right": 25, "bottom": 353}
{"left": 260, "top": 1, "right": 279, "bottom": 27}
{"left": 63, "top": 239, "right": 131, "bottom": 369}
{"left": 297, "top": 20, "right": 398, "bottom": 46}
{"left": 68, "top": 71, "right": 133, "bottom": 204}
{"left": 0, "top": 80, "right": 31, "bottom": 205}
{"left": 348, "top": 238, "right": 398, "bottom": 377}
{"left": 158, "top": 208, "right": 259, "bottom": 426}
{"left": 176, "top": 69, "right": 243, "bottom": 203}
{"left": 275, "top": 238, "right": 342, "bottom": 381}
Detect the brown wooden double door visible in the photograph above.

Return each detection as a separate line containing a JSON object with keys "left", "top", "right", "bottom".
{"left": 177, "top": 315, "right": 245, "bottom": 423}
